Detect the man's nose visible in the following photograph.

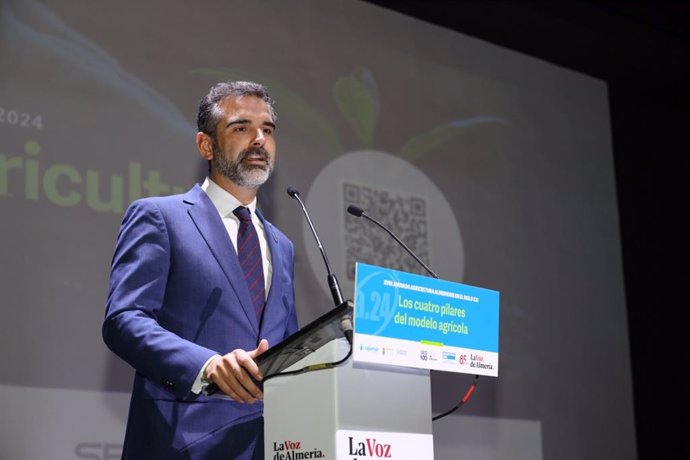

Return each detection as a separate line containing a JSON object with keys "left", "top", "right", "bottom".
{"left": 252, "top": 129, "right": 266, "bottom": 147}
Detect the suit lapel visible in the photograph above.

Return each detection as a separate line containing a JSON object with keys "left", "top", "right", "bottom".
{"left": 183, "top": 185, "right": 259, "bottom": 335}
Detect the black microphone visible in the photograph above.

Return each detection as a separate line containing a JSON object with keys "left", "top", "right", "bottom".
{"left": 346, "top": 205, "right": 438, "bottom": 279}
{"left": 288, "top": 186, "right": 353, "bottom": 343}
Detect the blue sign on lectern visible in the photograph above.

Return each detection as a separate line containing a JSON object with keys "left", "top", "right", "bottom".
{"left": 353, "top": 262, "right": 499, "bottom": 376}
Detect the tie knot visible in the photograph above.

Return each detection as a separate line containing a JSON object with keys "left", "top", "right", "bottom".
{"left": 233, "top": 206, "right": 252, "bottom": 223}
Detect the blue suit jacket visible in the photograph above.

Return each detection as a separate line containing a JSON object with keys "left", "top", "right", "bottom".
{"left": 103, "top": 184, "right": 298, "bottom": 459}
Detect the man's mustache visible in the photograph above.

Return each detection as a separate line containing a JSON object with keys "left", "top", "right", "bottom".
{"left": 239, "top": 147, "right": 269, "bottom": 162}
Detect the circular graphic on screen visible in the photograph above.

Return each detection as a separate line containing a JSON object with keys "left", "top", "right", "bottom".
{"left": 303, "top": 150, "right": 464, "bottom": 301}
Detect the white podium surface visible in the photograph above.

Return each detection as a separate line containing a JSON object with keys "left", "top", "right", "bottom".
{"left": 263, "top": 339, "right": 434, "bottom": 459}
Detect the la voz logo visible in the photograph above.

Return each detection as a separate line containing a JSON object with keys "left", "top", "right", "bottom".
{"left": 347, "top": 436, "right": 392, "bottom": 459}
{"left": 272, "top": 439, "right": 325, "bottom": 459}
{"left": 469, "top": 353, "right": 494, "bottom": 370}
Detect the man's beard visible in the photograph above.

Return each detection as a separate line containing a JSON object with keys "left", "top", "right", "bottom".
{"left": 212, "top": 145, "right": 274, "bottom": 189}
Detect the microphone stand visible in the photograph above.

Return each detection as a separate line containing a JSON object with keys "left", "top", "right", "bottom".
{"left": 347, "top": 205, "right": 438, "bottom": 279}
{"left": 288, "top": 186, "right": 352, "bottom": 345}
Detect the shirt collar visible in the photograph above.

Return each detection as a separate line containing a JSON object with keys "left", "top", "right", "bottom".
{"left": 201, "top": 177, "right": 257, "bottom": 218}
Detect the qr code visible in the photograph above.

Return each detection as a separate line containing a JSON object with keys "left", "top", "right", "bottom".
{"left": 343, "top": 182, "right": 430, "bottom": 280}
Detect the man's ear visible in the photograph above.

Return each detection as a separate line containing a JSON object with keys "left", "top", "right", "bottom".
{"left": 196, "top": 132, "right": 214, "bottom": 161}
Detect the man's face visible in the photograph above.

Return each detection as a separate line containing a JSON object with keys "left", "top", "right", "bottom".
{"left": 210, "top": 95, "right": 276, "bottom": 189}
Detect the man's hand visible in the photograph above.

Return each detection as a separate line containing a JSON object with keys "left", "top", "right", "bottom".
{"left": 204, "top": 339, "right": 269, "bottom": 403}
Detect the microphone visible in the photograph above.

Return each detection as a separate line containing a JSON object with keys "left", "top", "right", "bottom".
{"left": 288, "top": 186, "right": 352, "bottom": 344}
{"left": 346, "top": 205, "right": 438, "bottom": 279}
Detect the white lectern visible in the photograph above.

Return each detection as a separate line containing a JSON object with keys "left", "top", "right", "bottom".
{"left": 262, "top": 302, "right": 435, "bottom": 460}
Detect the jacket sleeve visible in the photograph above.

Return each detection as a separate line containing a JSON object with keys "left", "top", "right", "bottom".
{"left": 102, "top": 199, "right": 216, "bottom": 400}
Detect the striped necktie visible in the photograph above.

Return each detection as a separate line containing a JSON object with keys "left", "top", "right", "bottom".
{"left": 233, "top": 206, "right": 265, "bottom": 319}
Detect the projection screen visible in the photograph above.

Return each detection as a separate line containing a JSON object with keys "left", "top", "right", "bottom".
{"left": 0, "top": 1, "right": 635, "bottom": 459}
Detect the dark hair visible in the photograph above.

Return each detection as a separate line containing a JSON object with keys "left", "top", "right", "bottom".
{"left": 196, "top": 80, "right": 276, "bottom": 138}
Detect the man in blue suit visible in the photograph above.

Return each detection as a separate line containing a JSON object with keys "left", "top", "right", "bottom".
{"left": 103, "top": 80, "right": 298, "bottom": 459}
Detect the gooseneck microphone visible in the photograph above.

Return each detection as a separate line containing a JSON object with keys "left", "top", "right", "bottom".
{"left": 288, "top": 186, "right": 352, "bottom": 344}
{"left": 288, "top": 186, "right": 344, "bottom": 306}
{"left": 346, "top": 204, "right": 438, "bottom": 279}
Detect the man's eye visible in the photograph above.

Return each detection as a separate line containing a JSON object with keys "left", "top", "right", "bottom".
{"left": 263, "top": 128, "right": 274, "bottom": 135}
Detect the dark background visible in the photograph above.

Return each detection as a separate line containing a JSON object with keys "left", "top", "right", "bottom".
{"left": 364, "top": 2, "right": 689, "bottom": 459}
